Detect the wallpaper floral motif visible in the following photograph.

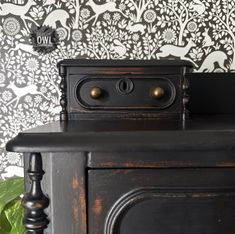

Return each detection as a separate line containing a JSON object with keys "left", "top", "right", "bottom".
{"left": 0, "top": 0, "right": 235, "bottom": 178}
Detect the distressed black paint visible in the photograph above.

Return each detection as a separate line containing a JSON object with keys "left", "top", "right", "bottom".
{"left": 22, "top": 153, "right": 49, "bottom": 234}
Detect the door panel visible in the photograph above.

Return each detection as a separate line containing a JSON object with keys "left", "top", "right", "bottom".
{"left": 88, "top": 168, "right": 235, "bottom": 234}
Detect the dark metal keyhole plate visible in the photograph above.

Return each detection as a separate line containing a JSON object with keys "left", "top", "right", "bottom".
{"left": 116, "top": 78, "right": 134, "bottom": 95}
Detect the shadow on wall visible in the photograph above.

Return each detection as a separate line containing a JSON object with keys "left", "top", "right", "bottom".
{"left": 0, "top": 0, "right": 235, "bottom": 178}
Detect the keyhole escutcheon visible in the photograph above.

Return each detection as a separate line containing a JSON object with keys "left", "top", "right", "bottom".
{"left": 116, "top": 78, "right": 134, "bottom": 95}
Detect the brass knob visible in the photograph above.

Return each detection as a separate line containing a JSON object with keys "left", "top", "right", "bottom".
{"left": 90, "top": 87, "right": 102, "bottom": 99}
{"left": 150, "top": 87, "right": 165, "bottom": 99}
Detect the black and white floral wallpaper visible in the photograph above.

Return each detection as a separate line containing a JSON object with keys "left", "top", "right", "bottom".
{"left": 0, "top": 0, "right": 235, "bottom": 179}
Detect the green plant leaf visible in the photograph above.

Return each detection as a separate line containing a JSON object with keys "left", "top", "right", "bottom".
{"left": 0, "top": 209, "right": 11, "bottom": 234}
{"left": 4, "top": 199, "right": 25, "bottom": 234}
{"left": 0, "top": 178, "right": 24, "bottom": 215}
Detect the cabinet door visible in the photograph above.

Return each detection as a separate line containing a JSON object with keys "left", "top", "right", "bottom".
{"left": 88, "top": 168, "right": 235, "bottom": 234}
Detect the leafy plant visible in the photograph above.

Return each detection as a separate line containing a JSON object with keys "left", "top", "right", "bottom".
{"left": 0, "top": 177, "right": 25, "bottom": 234}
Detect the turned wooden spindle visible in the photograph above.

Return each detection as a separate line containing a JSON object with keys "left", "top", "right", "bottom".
{"left": 22, "top": 152, "right": 49, "bottom": 234}
{"left": 182, "top": 67, "right": 190, "bottom": 123}
{"left": 60, "top": 73, "right": 68, "bottom": 121}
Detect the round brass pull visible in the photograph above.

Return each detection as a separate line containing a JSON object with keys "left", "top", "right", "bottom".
{"left": 150, "top": 87, "right": 165, "bottom": 99}
{"left": 90, "top": 87, "right": 102, "bottom": 99}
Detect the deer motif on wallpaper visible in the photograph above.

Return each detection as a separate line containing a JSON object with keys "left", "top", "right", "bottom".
{"left": 85, "top": 0, "right": 127, "bottom": 25}
{"left": 6, "top": 82, "right": 49, "bottom": 108}
{"left": 156, "top": 39, "right": 198, "bottom": 67}
{"left": 9, "top": 42, "right": 38, "bottom": 56}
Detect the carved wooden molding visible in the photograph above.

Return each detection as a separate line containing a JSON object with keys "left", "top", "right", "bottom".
{"left": 104, "top": 187, "right": 235, "bottom": 234}
{"left": 22, "top": 152, "right": 49, "bottom": 234}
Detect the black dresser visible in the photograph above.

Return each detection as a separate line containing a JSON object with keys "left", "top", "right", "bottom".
{"left": 6, "top": 60, "right": 235, "bottom": 234}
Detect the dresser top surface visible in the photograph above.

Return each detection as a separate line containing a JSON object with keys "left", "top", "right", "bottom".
{"left": 6, "top": 115, "right": 235, "bottom": 153}
{"left": 57, "top": 59, "right": 193, "bottom": 68}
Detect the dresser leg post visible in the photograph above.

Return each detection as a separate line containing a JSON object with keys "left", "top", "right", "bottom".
{"left": 22, "top": 152, "right": 50, "bottom": 234}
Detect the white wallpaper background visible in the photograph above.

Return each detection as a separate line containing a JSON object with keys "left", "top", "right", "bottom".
{"left": 0, "top": 0, "right": 235, "bottom": 179}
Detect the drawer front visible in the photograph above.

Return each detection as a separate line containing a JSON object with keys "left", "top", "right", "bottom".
{"left": 67, "top": 74, "right": 184, "bottom": 119}
{"left": 88, "top": 169, "right": 235, "bottom": 234}
{"left": 75, "top": 76, "right": 176, "bottom": 110}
